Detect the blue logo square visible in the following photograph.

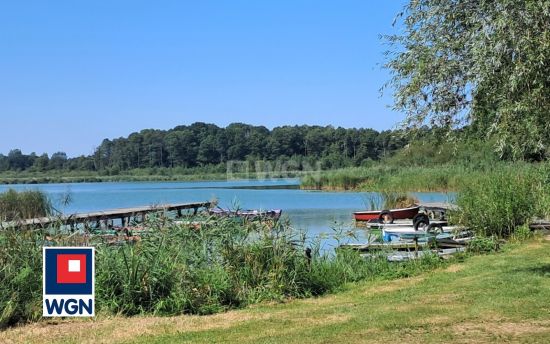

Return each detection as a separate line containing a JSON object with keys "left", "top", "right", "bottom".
{"left": 44, "top": 248, "right": 94, "bottom": 295}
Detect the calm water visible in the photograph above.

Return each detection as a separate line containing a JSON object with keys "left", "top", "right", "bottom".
{"left": 0, "top": 179, "right": 452, "bottom": 249}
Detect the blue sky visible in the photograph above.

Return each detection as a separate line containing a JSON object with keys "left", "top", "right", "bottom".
{"left": 0, "top": 0, "right": 407, "bottom": 157}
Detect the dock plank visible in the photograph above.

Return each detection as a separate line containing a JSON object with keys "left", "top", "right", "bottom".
{"left": 0, "top": 201, "right": 211, "bottom": 229}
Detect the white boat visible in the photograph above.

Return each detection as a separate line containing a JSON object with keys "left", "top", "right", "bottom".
{"left": 360, "top": 247, "right": 466, "bottom": 262}
{"left": 382, "top": 225, "right": 472, "bottom": 242}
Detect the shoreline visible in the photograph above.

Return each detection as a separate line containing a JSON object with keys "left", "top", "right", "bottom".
{"left": 2, "top": 240, "right": 548, "bottom": 343}
{"left": 0, "top": 176, "right": 455, "bottom": 193}
{"left": 299, "top": 185, "right": 456, "bottom": 192}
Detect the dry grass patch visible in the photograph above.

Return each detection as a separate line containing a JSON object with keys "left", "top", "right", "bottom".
{"left": 0, "top": 311, "right": 272, "bottom": 344}
{"left": 0, "top": 302, "right": 355, "bottom": 344}
{"left": 366, "top": 276, "right": 426, "bottom": 295}
{"left": 444, "top": 264, "right": 465, "bottom": 273}
{"left": 452, "top": 319, "right": 550, "bottom": 338}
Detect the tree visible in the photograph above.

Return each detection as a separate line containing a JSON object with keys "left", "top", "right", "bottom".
{"left": 0, "top": 122, "right": 409, "bottom": 172}
{"left": 7, "top": 149, "right": 31, "bottom": 170}
{"left": 0, "top": 154, "right": 8, "bottom": 171}
{"left": 33, "top": 153, "right": 49, "bottom": 171}
{"left": 385, "top": 0, "right": 550, "bottom": 159}
{"left": 49, "top": 152, "right": 67, "bottom": 170}
{"left": 197, "top": 136, "right": 220, "bottom": 165}
{"left": 225, "top": 123, "right": 252, "bottom": 160}
{"left": 165, "top": 130, "right": 197, "bottom": 167}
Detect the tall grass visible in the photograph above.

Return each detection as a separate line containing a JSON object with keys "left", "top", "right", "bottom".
{"left": 453, "top": 167, "right": 548, "bottom": 238}
{"left": 300, "top": 163, "right": 538, "bottom": 192}
{"left": 0, "top": 228, "right": 43, "bottom": 327}
{"left": 301, "top": 165, "right": 470, "bottom": 191}
{"left": 0, "top": 214, "right": 444, "bottom": 328}
{"left": 0, "top": 189, "right": 52, "bottom": 221}
{"left": 362, "top": 191, "right": 418, "bottom": 210}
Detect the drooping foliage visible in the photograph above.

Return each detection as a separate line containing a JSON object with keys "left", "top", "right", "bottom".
{"left": 385, "top": 0, "right": 550, "bottom": 159}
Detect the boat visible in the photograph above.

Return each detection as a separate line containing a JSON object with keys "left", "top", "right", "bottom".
{"left": 353, "top": 205, "right": 420, "bottom": 222}
{"left": 209, "top": 208, "right": 282, "bottom": 220}
{"left": 382, "top": 225, "right": 472, "bottom": 242}
{"left": 339, "top": 228, "right": 472, "bottom": 262}
{"left": 362, "top": 247, "right": 467, "bottom": 262}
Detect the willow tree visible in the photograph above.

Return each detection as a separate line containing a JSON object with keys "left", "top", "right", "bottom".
{"left": 385, "top": 0, "right": 550, "bottom": 159}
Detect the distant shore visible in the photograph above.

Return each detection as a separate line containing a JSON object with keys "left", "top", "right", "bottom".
{"left": 0, "top": 171, "right": 293, "bottom": 185}
{"left": 0, "top": 163, "right": 534, "bottom": 194}
{"left": 0, "top": 173, "right": 229, "bottom": 185}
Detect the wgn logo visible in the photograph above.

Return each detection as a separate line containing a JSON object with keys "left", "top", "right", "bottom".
{"left": 43, "top": 247, "right": 95, "bottom": 317}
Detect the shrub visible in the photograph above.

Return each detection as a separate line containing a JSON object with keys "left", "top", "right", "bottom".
{"left": 510, "top": 224, "right": 533, "bottom": 243}
{"left": 467, "top": 237, "right": 500, "bottom": 254}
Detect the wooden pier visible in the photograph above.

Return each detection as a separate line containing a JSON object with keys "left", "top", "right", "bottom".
{"left": 0, "top": 201, "right": 211, "bottom": 229}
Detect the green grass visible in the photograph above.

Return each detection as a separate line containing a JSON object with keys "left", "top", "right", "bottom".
{"left": 300, "top": 162, "right": 542, "bottom": 192}
{"left": 0, "top": 170, "right": 233, "bottom": 184}
{"left": 3, "top": 239, "right": 550, "bottom": 343}
{"left": 300, "top": 165, "right": 469, "bottom": 191}
{"left": 0, "top": 165, "right": 310, "bottom": 184}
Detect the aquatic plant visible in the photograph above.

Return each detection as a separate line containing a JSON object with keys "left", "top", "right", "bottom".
{"left": 0, "top": 228, "right": 43, "bottom": 327}
{"left": 0, "top": 189, "right": 52, "bottom": 221}
{"left": 362, "top": 191, "right": 418, "bottom": 210}
{"left": 380, "top": 191, "right": 418, "bottom": 209}
{"left": 453, "top": 168, "right": 546, "bottom": 238}
{"left": 0, "top": 213, "right": 444, "bottom": 328}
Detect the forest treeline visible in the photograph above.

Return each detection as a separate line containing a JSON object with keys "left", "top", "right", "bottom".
{"left": 0, "top": 123, "right": 408, "bottom": 173}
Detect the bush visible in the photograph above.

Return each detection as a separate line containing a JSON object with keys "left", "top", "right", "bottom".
{"left": 467, "top": 237, "right": 500, "bottom": 254}
{"left": 510, "top": 224, "right": 534, "bottom": 243}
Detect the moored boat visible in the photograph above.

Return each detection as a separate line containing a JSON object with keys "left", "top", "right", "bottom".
{"left": 353, "top": 205, "right": 420, "bottom": 222}
{"left": 209, "top": 208, "right": 282, "bottom": 220}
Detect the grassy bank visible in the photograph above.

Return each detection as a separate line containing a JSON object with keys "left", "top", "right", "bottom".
{"left": 3, "top": 161, "right": 544, "bottom": 196}
{"left": 300, "top": 165, "right": 472, "bottom": 191}
{"left": 300, "top": 162, "right": 543, "bottom": 192}
{"left": 2, "top": 238, "right": 549, "bottom": 343}
{"left": 0, "top": 170, "right": 231, "bottom": 184}
{"left": 0, "top": 161, "right": 318, "bottom": 185}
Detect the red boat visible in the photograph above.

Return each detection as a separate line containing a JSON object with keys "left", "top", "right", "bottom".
{"left": 353, "top": 205, "right": 420, "bottom": 223}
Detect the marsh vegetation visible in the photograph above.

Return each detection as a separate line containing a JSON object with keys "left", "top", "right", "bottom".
{"left": 0, "top": 212, "right": 444, "bottom": 329}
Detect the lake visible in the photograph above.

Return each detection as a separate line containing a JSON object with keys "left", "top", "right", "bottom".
{"left": 0, "top": 179, "right": 453, "bottom": 249}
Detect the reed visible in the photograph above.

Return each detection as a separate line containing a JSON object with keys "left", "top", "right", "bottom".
{"left": 0, "top": 214, "right": 444, "bottom": 328}
{"left": 453, "top": 167, "right": 548, "bottom": 238}
{"left": 300, "top": 163, "right": 539, "bottom": 192}
{"left": 301, "top": 165, "right": 462, "bottom": 191}
{"left": 0, "top": 189, "right": 52, "bottom": 221}
{"left": 0, "top": 228, "right": 44, "bottom": 327}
